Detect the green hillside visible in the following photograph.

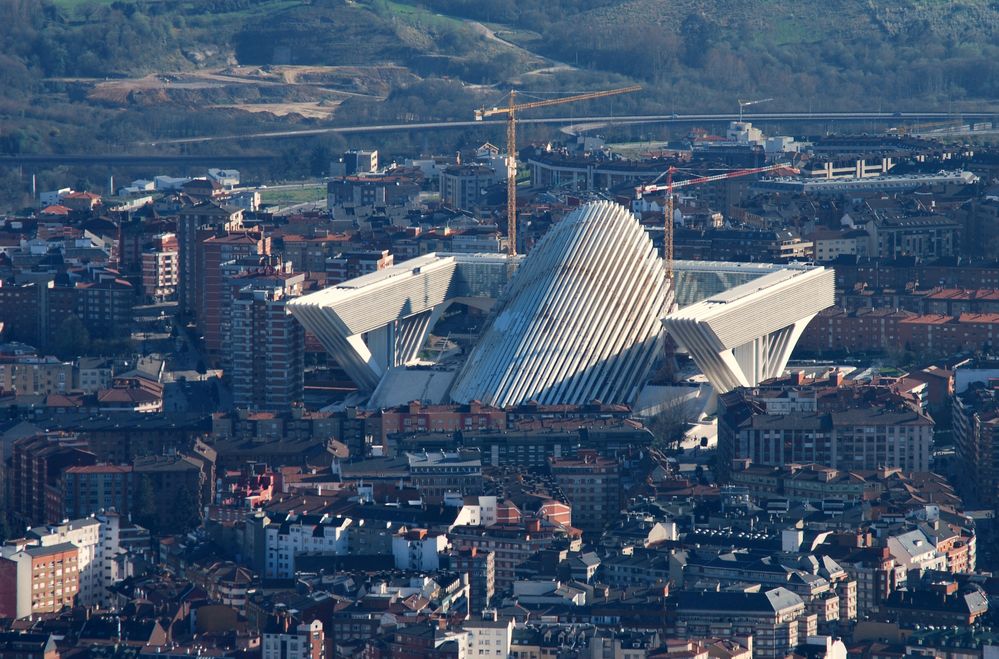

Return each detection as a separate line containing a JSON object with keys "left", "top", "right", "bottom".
{"left": 1, "top": 0, "right": 999, "bottom": 207}
{"left": 407, "top": 0, "right": 999, "bottom": 112}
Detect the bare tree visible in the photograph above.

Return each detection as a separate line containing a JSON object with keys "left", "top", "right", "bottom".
{"left": 646, "top": 395, "right": 700, "bottom": 453}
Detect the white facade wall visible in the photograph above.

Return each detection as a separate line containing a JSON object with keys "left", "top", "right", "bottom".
{"left": 40, "top": 189, "right": 72, "bottom": 206}
{"left": 264, "top": 518, "right": 350, "bottom": 579}
{"left": 452, "top": 201, "right": 673, "bottom": 407}
{"left": 463, "top": 619, "right": 512, "bottom": 659}
{"left": 392, "top": 534, "right": 446, "bottom": 571}
{"left": 664, "top": 267, "right": 835, "bottom": 394}
{"left": 30, "top": 514, "right": 121, "bottom": 609}
{"left": 262, "top": 620, "right": 322, "bottom": 659}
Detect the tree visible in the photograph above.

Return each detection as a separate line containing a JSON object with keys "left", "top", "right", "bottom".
{"left": 90, "top": 336, "right": 134, "bottom": 357}
{"left": 52, "top": 315, "right": 90, "bottom": 360}
{"left": 647, "top": 396, "right": 699, "bottom": 453}
{"left": 165, "top": 487, "right": 202, "bottom": 535}
{"left": 680, "top": 13, "right": 715, "bottom": 68}
{"left": 133, "top": 475, "right": 159, "bottom": 534}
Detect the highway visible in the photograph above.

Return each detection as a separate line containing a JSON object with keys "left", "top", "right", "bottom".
{"left": 0, "top": 110, "right": 994, "bottom": 167}
{"left": 143, "top": 110, "right": 999, "bottom": 146}
{"left": 0, "top": 153, "right": 277, "bottom": 166}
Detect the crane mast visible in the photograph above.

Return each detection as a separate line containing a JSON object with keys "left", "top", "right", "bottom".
{"left": 475, "top": 84, "right": 641, "bottom": 256}
{"left": 636, "top": 162, "right": 799, "bottom": 281}
{"left": 506, "top": 92, "right": 517, "bottom": 256}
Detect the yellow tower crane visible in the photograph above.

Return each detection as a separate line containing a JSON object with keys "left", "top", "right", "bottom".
{"left": 475, "top": 85, "right": 642, "bottom": 256}
{"left": 636, "top": 163, "right": 799, "bottom": 281}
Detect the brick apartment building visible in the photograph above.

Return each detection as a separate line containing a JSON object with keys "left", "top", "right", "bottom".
{"left": 718, "top": 383, "right": 934, "bottom": 479}
{"left": 449, "top": 519, "right": 577, "bottom": 593}
{"left": 230, "top": 285, "right": 304, "bottom": 411}
{"left": 954, "top": 381, "right": 999, "bottom": 509}
{"left": 62, "top": 464, "right": 134, "bottom": 519}
{"left": 380, "top": 401, "right": 507, "bottom": 442}
{"left": 199, "top": 230, "right": 270, "bottom": 355}
{"left": 0, "top": 543, "right": 79, "bottom": 619}
{"left": 549, "top": 450, "right": 621, "bottom": 533}
{"left": 800, "top": 306, "right": 999, "bottom": 355}
{"left": 0, "top": 274, "right": 133, "bottom": 351}
{"left": 7, "top": 433, "right": 96, "bottom": 526}
{"left": 451, "top": 547, "right": 495, "bottom": 615}
{"left": 176, "top": 201, "right": 243, "bottom": 315}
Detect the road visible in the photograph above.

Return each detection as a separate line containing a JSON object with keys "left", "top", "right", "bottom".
{"left": 464, "top": 21, "right": 576, "bottom": 79}
{"left": 0, "top": 111, "right": 994, "bottom": 167}
{"left": 143, "top": 110, "right": 999, "bottom": 146}
{"left": 0, "top": 153, "right": 277, "bottom": 166}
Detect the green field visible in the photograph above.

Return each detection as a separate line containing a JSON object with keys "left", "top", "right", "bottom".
{"left": 259, "top": 185, "right": 326, "bottom": 205}
{"left": 368, "top": 0, "right": 465, "bottom": 29}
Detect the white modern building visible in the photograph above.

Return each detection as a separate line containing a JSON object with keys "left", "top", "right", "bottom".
{"left": 263, "top": 619, "right": 323, "bottom": 659}
{"left": 207, "top": 168, "right": 240, "bottom": 189}
{"left": 21, "top": 513, "right": 122, "bottom": 610}
{"left": 392, "top": 529, "right": 447, "bottom": 571}
{"left": 663, "top": 266, "right": 835, "bottom": 394}
{"left": 451, "top": 201, "right": 673, "bottom": 407}
{"left": 290, "top": 201, "right": 833, "bottom": 406}
{"left": 263, "top": 514, "right": 351, "bottom": 579}
{"left": 462, "top": 615, "right": 513, "bottom": 659}
{"left": 752, "top": 170, "right": 979, "bottom": 194}
{"left": 288, "top": 252, "right": 510, "bottom": 392}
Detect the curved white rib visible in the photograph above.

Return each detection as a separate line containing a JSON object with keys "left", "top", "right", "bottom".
{"left": 450, "top": 201, "right": 673, "bottom": 407}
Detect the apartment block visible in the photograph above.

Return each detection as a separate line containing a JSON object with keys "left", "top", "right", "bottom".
{"left": 451, "top": 547, "right": 495, "bottom": 615}
{"left": 199, "top": 230, "right": 270, "bottom": 355}
{"left": 141, "top": 232, "right": 179, "bottom": 302}
{"left": 954, "top": 381, "right": 999, "bottom": 508}
{"left": 263, "top": 620, "right": 324, "bottom": 659}
{"left": 0, "top": 356, "right": 73, "bottom": 396}
{"left": 62, "top": 464, "right": 133, "bottom": 519}
{"left": 230, "top": 285, "right": 304, "bottom": 411}
{"left": 549, "top": 450, "right": 620, "bottom": 533}
{"left": 718, "top": 386, "right": 933, "bottom": 477}
{"left": 25, "top": 514, "right": 121, "bottom": 609}
{"left": 674, "top": 588, "right": 815, "bottom": 659}
{"left": 0, "top": 543, "right": 79, "bottom": 619}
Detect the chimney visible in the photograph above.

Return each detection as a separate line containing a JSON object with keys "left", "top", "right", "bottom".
{"left": 829, "top": 370, "right": 845, "bottom": 387}
{"left": 792, "top": 371, "right": 806, "bottom": 386}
